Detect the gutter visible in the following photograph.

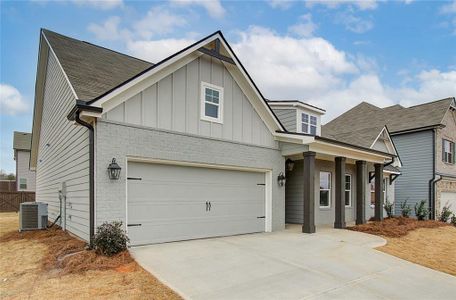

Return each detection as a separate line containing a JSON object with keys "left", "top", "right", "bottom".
{"left": 67, "top": 100, "right": 103, "bottom": 248}
{"left": 428, "top": 128, "right": 438, "bottom": 220}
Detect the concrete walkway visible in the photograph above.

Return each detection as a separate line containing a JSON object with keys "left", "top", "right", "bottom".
{"left": 130, "top": 226, "right": 456, "bottom": 300}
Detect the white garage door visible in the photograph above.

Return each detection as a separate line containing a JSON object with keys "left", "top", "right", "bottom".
{"left": 127, "top": 162, "right": 266, "bottom": 246}
{"left": 441, "top": 192, "right": 456, "bottom": 211}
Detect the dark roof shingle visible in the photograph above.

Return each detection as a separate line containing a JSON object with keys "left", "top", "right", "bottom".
{"left": 42, "top": 29, "right": 153, "bottom": 101}
{"left": 322, "top": 98, "right": 454, "bottom": 148}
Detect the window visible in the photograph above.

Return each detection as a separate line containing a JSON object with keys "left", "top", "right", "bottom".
{"left": 201, "top": 82, "right": 223, "bottom": 123}
{"left": 301, "top": 113, "right": 317, "bottom": 135}
{"left": 320, "top": 172, "right": 331, "bottom": 208}
{"left": 370, "top": 178, "right": 387, "bottom": 205}
{"left": 443, "top": 139, "right": 455, "bottom": 164}
{"left": 345, "top": 175, "right": 351, "bottom": 207}
{"left": 19, "top": 178, "right": 27, "bottom": 190}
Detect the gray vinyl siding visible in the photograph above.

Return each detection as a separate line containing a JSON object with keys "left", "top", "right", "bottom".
{"left": 16, "top": 150, "right": 36, "bottom": 192}
{"left": 95, "top": 119, "right": 285, "bottom": 232}
{"left": 272, "top": 109, "right": 297, "bottom": 132}
{"left": 104, "top": 56, "right": 276, "bottom": 148}
{"left": 285, "top": 159, "right": 357, "bottom": 225}
{"left": 35, "top": 52, "right": 90, "bottom": 241}
{"left": 392, "top": 130, "right": 434, "bottom": 215}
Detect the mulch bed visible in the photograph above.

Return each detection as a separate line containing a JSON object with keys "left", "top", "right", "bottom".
{"left": 347, "top": 217, "right": 450, "bottom": 238}
{"left": 0, "top": 225, "right": 133, "bottom": 276}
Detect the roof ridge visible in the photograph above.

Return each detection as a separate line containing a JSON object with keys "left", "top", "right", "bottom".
{"left": 407, "top": 97, "right": 453, "bottom": 109}
{"left": 41, "top": 28, "right": 154, "bottom": 66}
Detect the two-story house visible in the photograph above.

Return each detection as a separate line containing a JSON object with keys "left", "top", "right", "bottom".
{"left": 323, "top": 98, "right": 456, "bottom": 218}
{"left": 13, "top": 131, "right": 36, "bottom": 192}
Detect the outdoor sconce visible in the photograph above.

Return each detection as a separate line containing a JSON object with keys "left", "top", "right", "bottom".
{"left": 107, "top": 158, "right": 121, "bottom": 180}
{"left": 277, "top": 172, "right": 286, "bottom": 187}
{"left": 286, "top": 159, "right": 295, "bottom": 172}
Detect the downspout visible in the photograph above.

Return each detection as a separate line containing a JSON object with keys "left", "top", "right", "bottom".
{"left": 74, "top": 111, "right": 95, "bottom": 248}
{"left": 428, "top": 128, "right": 437, "bottom": 220}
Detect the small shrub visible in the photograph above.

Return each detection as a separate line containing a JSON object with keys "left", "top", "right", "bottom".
{"left": 384, "top": 198, "right": 394, "bottom": 218}
{"left": 93, "top": 221, "right": 129, "bottom": 256}
{"left": 451, "top": 214, "right": 456, "bottom": 227}
{"left": 400, "top": 200, "right": 412, "bottom": 218}
{"left": 439, "top": 206, "right": 453, "bottom": 223}
{"left": 414, "top": 200, "right": 428, "bottom": 221}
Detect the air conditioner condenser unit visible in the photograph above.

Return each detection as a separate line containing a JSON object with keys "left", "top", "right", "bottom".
{"left": 19, "top": 202, "right": 48, "bottom": 231}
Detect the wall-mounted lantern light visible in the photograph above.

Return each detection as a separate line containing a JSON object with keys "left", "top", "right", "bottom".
{"left": 286, "top": 159, "right": 295, "bottom": 172}
{"left": 277, "top": 172, "right": 286, "bottom": 187}
{"left": 107, "top": 158, "right": 121, "bottom": 180}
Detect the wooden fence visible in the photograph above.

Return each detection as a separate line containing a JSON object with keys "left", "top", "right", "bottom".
{"left": 0, "top": 192, "right": 35, "bottom": 212}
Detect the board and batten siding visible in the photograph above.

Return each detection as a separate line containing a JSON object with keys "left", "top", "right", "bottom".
{"left": 35, "top": 52, "right": 90, "bottom": 241}
{"left": 392, "top": 130, "right": 434, "bottom": 215}
{"left": 271, "top": 109, "right": 297, "bottom": 132}
{"left": 103, "top": 56, "right": 277, "bottom": 148}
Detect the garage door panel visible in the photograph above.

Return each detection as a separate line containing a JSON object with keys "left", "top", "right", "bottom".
{"left": 127, "top": 162, "right": 266, "bottom": 245}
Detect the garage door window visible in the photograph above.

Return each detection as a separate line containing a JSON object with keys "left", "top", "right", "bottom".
{"left": 320, "top": 172, "right": 331, "bottom": 208}
{"left": 201, "top": 82, "right": 223, "bottom": 123}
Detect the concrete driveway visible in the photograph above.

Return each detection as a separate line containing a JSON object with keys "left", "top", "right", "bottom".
{"left": 130, "top": 226, "right": 456, "bottom": 300}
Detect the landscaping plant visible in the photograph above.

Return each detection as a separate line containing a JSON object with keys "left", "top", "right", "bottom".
{"left": 414, "top": 200, "right": 428, "bottom": 221}
{"left": 384, "top": 198, "right": 394, "bottom": 218}
{"left": 400, "top": 200, "right": 412, "bottom": 218}
{"left": 93, "top": 221, "right": 129, "bottom": 256}
{"left": 439, "top": 205, "right": 453, "bottom": 223}
{"left": 451, "top": 214, "right": 456, "bottom": 227}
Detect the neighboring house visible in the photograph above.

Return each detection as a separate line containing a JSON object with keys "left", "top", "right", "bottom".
{"left": 30, "top": 29, "right": 397, "bottom": 246}
{"left": 271, "top": 101, "right": 401, "bottom": 222}
{"left": 323, "top": 98, "right": 456, "bottom": 218}
{"left": 13, "top": 131, "right": 36, "bottom": 192}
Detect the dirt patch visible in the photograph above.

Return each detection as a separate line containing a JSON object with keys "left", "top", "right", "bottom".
{"left": 378, "top": 226, "right": 456, "bottom": 276}
{"left": 347, "top": 217, "right": 449, "bottom": 238}
{"left": 0, "top": 212, "right": 181, "bottom": 299}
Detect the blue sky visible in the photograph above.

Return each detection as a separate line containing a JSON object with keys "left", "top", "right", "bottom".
{"left": 1, "top": 0, "right": 456, "bottom": 174}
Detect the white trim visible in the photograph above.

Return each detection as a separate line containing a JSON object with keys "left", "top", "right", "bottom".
{"left": 298, "top": 110, "right": 317, "bottom": 135}
{"left": 125, "top": 157, "right": 273, "bottom": 234}
{"left": 309, "top": 140, "right": 391, "bottom": 163}
{"left": 200, "top": 81, "right": 224, "bottom": 124}
{"left": 41, "top": 31, "right": 78, "bottom": 99}
{"left": 268, "top": 101, "right": 325, "bottom": 115}
{"left": 319, "top": 171, "right": 331, "bottom": 208}
{"left": 370, "top": 126, "right": 402, "bottom": 167}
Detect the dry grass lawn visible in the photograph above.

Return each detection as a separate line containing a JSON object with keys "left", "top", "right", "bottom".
{"left": 349, "top": 217, "right": 456, "bottom": 276}
{"left": 0, "top": 212, "right": 181, "bottom": 300}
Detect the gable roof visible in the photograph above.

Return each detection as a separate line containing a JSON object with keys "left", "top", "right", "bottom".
{"left": 267, "top": 99, "right": 326, "bottom": 114}
{"left": 13, "top": 131, "right": 32, "bottom": 151}
{"left": 323, "top": 98, "right": 455, "bottom": 144}
{"left": 42, "top": 29, "right": 153, "bottom": 101}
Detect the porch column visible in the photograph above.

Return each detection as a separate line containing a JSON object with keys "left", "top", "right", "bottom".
{"left": 374, "top": 163, "right": 384, "bottom": 221}
{"left": 355, "top": 160, "right": 367, "bottom": 225}
{"left": 302, "top": 151, "right": 316, "bottom": 233}
{"left": 334, "top": 157, "right": 346, "bottom": 229}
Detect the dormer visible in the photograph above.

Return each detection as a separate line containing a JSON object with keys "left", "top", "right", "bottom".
{"left": 268, "top": 100, "right": 326, "bottom": 136}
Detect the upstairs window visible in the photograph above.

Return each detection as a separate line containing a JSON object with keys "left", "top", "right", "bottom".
{"left": 443, "top": 139, "right": 455, "bottom": 164}
{"left": 301, "top": 113, "right": 317, "bottom": 135}
{"left": 201, "top": 82, "right": 223, "bottom": 123}
{"left": 19, "top": 178, "right": 27, "bottom": 190}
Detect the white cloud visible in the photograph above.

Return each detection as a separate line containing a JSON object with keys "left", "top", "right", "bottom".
{"left": 87, "top": 16, "right": 130, "bottom": 41}
{"left": 305, "top": 0, "right": 378, "bottom": 11}
{"left": 268, "top": 0, "right": 294, "bottom": 10}
{"left": 127, "top": 38, "right": 195, "bottom": 63}
{"left": 336, "top": 12, "right": 374, "bottom": 33}
{"left": 288, "top": 14, "right": 318, "bottom": 37}
{"left": 72, "top": 0, "right": 123, "bottom": 10}
{"left": 134, "top": 6, "right": 187, "bottom": 39}
{"left": 170, "top": 0, "right": 225, "bottom": 18}
{"left": 0, "top": 84, "right": 28, "bottom": 116}
{"left": 440, "top": 1, "right": 456, "bottom": 14}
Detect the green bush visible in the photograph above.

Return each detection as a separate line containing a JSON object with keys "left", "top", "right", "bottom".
{"left": 93, "top": 221, "right": 129, "bottom": 256}
{"left": 384, "top": 198, "right": 394, "bottom": 218}
{"left": 414, "top": 200, "right": 428, "bottom": 221}
{"left": 439, "top": 206, "right": 453, "bottom": 223}
{"left": 451, "top": 214, "right": 456, "bottom": 227}
{"left": 400, "top": 200, "right": 411, "bottom": 218}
